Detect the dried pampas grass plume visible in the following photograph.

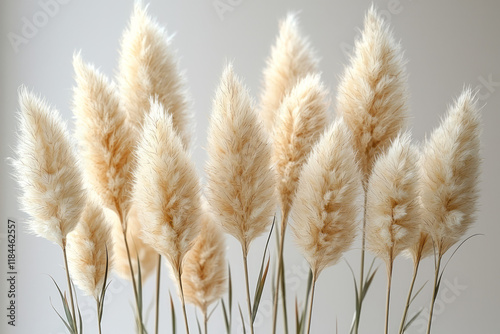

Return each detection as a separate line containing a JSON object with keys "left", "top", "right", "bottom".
{"left": 273, "top": 73, "right": 330, "bottom": 220}
{"left": 13, "top": 88, "right": 85, "bottom": 247}
{"left": 291, "top": 118, "right": 361, "bottom": 278}
{"left": 206, "top": 64, "right": 276, "bottom": 255}
{"left": 67, "top": 197, "right": 113, "bottom": 299}
{"left": 182, "top": 205, "right": 227, "bottom": 315}
{"left": 133, "top": 100, "right": 201, "bottom": 274}
{"left": 336, "top": 6, "right": 408, "bottom": 182}
{"left": 420, "top": 89, "right": 481, "bottom": 257}
{"left": 117, "top": 2, "right": 191, "bottom": 147}
{"left": 105, "top": 205, "right": 157, "bottom": 281}
{"left": 260, "top": 13, "right": 319, "bottom": 132}
{"left": 72, "top": 54, "right": 135, "bottom": 220}
{"left": 366, "top": 133, "right": 420, "bottom": 263}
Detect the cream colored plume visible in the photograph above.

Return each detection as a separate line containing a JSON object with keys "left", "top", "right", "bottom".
{"left": 259, "top": 13, "right": 319, "bottom": 132}
{"left": 72, "top": 54, "right": 135, "bottom": 220}
{"left": 67, "top": 197, "right": 113, "bottom": 299}
{"left": 206, "top": 65, "right": 276, "bottom": 255}
{"left": 182, "top": 205, "right": 227, "bottom": 315}
{"left": 336, "top": 6, "right": 408, "bottom": 183}
{"left": 105, "top": 205, "right": 157, "bottom": 281}
{"left": 366, "top": 133, "right": 420, "bottom": 263}
{"left": 291, "top": 118, "right": 361, "bottom": 277}
{"left": 420, "top": 89, "right": 481, "bottom": 257}
{"left": 273, "top": 73, "right": 329, "bottom": 219}
{"left": 13, "top": 88, "right": 85, "bottom": 247}
{"left": 133, "top": 100, "right": 201, "bottom": 273}
{"left": 117, "top": 2, "right": 191, "bottom": 147}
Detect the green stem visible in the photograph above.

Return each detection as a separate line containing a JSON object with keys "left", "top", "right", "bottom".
{"left": 399, "top": 259, "right": 420, "bottom": 334}
{"left": 178, "top": 268, "right": 190, "bottom": 334}
{"left": 96, "top": 299, "right": 102, "bottom": 334}
{"left": 62, "top": 242, "right": 77, "bottom": 332}
{"left": 385, "top": 259, "right": 393, "bottom": 334}
{"left": 242, "top": 250, "right": 255, "bottom": 334}
{"left": 426, "top": 254, "right": 442, "bottom": 334}
{"left": 305, "top": 273, "right": 317, "bottom": 334}
{"left": 155, "top": 254, "right": 162, "bottom": 334}
{"left": 272, "top": 213, "right": 287, "bottom": 334}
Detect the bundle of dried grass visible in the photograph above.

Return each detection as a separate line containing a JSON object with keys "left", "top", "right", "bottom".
{"left": 336, "top": 6, "right": 408, "bottom": 183}
{"left": 366, "top": 133, "right": 420, "bottom": 263}
{"left": 260, "top": 13, "right": 318, "bottom": 133}
{"left": 67, "top": 197, "right": 112, "bottom": 299}
{"left": 182, "top": 204, "right": 227, "bottom": 317}
{"left": 420, "top": 89, "right": 481, "bottom": 257}
{"left": 273, "top": 73, "right": 330, "bottom": 220}
{"left": 105, "top": 205, "right": 157, "bottom": 281}
{"left": 133, "top": 100, "right": 201, "bottom": 272}
{"left": 205, "top": 64, "right": 276, "bottom": 256}
{"left": 117, "top": 2, "right": 191, "bottom": 147}
{"left": 291, "top": 118, "right": 360, "bottom": 278}
{"left": 72, "top": 54, "right": 135, "bottom": 220}
{"left": 14, "top": 88, "right": 86, "bottom": 247}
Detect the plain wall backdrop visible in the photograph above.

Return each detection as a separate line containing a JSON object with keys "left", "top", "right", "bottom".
{"left": 1, "top": 0, "right": 499, "bottom": 333}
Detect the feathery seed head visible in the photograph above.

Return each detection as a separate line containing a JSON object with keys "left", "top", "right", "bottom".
{"left": 291, "top": 118, "right": 361, "bottom": 277}
{"left": 206, "top": 64, "right": 276, "bottom": 255}
{"left": 273, "top": 73, "right": 330, "bottom": 219}
{"left": 366, "top": 133, "right": 421, "bottom": 263}
{"left": 72, "top": 54, "right": 136, "bottom": 219}
{"left": 336, "top": 6, "right": 408, "bottom": 183}
{"left": 117, "top": 2, "right": 191, "bottom": 147}
{"left": 67, "top": 196, "right": 113, "bottom": 299}
{"left": 14, "top": 88, "right": 85, "bottom": 247}
{"left": 182, "top": 205, "right": 227, "bottom": 315}
{"left": 259, "top": 13, "right": 319, "bottom": 133}
{"left": 133, "top": 100, "right": 201, "bottom": 273}
{"left": 420, "top": 89, "right": 481, "bottom": 257}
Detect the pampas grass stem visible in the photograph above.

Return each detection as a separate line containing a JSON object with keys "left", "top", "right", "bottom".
{"left": 155, "top": 254, "right": 161, "bottom": 334}
{"left": 242, "top": 252, "right": 254, "bottom": 334}
{"left": 305, "top": 273, "right": 317, "bottom": 334}
{"left": 384, "top": 258, "right": 393, "bottom": 334}
{"left": 62, "top": 243, "right": 77, "bottom": 331}
{"left": 426, "top": 254, "right": 442, "bottom": 334}
{"left": 177, "top": 267, "right": 191, "bottom": 334}
{"left": 398, "top": 258, "right": 420, "bottom": 334}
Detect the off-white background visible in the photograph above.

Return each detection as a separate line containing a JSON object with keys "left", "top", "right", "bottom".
{"left": 1, "top": 1, "right": 499, "bottom": 333}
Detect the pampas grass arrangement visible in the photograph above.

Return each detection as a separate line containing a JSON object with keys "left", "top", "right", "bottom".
{"left": 12, "top": 4, "right": 483, "bottom": 334}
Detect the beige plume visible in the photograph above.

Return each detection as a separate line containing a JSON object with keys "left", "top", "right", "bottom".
{"left": 13, "top": 88, "right": 85, "bottom": 247}
{"left": 336, "top": 6, "right": 408, "bottom": 183}
{"left": 291, "top": 118, "right": 361, "bottom": 277}
{"left": 133, "top": 100, "right": 201, "bottom": 274}
{"left": 105, "top": 206, "right": 157, "bottom": 281}
{"left": 72, "top": 54, "right": 135, "bottom": 220}
{"left": 273, "top": 73, "right": 330, "bottom": 220}
{"left": 366, "top": 133, "right": 420, "bottom": 263}
{"left": 67, "top": 197, "right": 113, "bottom": 299}
{"left": 205, "top": 64, "right": 276, "bottom": 255}
{"left": 260, "top": 13, "right": 318, "bottom": 132}
{"left": 182, "top": 205, "right": 227, "bottom": 315}
{"left": 420, "top": 89, "right": 481, "bottom": 257}
{"left": 117, "top": 2, "right": 191, "bottom": 147}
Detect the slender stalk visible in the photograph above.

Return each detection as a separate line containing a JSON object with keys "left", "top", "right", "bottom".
{"left": 242, "top": 250, "right": 255, "bottom": 334}
{"left": 305, "top": 273, "right": 317, "bottom": 334}
{"left": 272, "top": 213, "right": 287, "bottom": 334}
{"left": 399, "top": 258, "right": 421, "bottom": 334}
{"left": 96, "top": 299, "right": 102, "bottom": 334}
{"left": 178, "top": 268, "right": 191, "bottom": 334}
{"left": 426, "top": 254, "right": 442, "bottom": 334}
{"left": 62, "top": 242, "right": 77, "bottom": 332}
{"left": 354, "top": 189, "right": 368, "bottom": 334}
{"left": 204, "top": 311, "right": 208, "bottom": 334}
{"left": 155, "top": 254, "right": 162, "bottom": 334}
{"left": 122, "top": 229, "right": 144, "bottom": 334}
{"left": 385, "top": 259, "right": 394, "bottom": 334}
